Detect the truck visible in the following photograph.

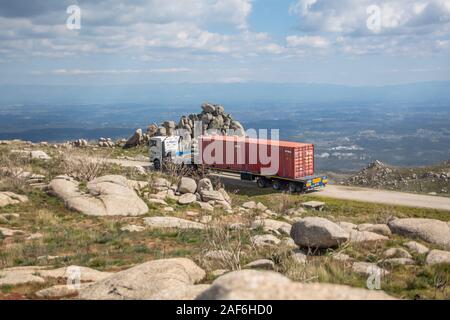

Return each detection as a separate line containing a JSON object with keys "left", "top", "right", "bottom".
{"left": 149, "top": 134, "right": 327, "bottom": 193}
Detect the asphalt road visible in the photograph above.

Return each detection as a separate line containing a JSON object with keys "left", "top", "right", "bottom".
{"left": 95, "top": 156, "right": 450, "bottom": 212}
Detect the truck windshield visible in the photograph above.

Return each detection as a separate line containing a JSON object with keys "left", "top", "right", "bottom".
{"left": 149, "top": 140, "right": 157, "bottom": 147}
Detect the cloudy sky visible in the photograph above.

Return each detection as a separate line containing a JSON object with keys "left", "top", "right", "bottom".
{"left": 1, "top": 0, "right": 450, "bottom": 86}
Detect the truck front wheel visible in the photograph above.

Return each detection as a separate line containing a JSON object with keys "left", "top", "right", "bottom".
{"left": 153, "top": 159, "right": 161, "bottom": 170}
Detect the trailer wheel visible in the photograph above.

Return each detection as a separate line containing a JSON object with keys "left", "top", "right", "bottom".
{"left": 288, "top": 182, "right": 298, "bottom": 194}
{"left": 153, "top": 159, "right": 161, "bottom": 170}
{"left": 257, "top": 177, "right": 269, "bottom": 188}
{"left": 272, "top": 180, "right": 282, "bottom": 191}
{"left": 296, "top": 182, "right": 306, "bottom": 194}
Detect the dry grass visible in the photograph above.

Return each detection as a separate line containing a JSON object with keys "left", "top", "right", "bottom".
{"left": 200, "top": 219, "right": 253, "bottom": 272}
{"left": 0, "top": 151, "right": 32, "bottom": 193}
{"left": 52, "top": 151, "right": 111, "bottom": 182}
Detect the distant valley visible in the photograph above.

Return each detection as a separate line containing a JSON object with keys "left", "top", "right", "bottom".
{"left": 1, "top": 101, "right": 449, "bottom": 172}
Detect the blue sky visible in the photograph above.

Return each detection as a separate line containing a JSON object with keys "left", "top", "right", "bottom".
{"left": 1, "top": 0, "right": 450, "bottom": 86}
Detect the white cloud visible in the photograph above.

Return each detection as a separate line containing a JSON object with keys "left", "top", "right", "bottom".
{"left": 289, "top": 0, "right": 450, "bottom": 35}
{"left": 32, "top": 68, "right": 191, "bottom": 76}
{"left": 286, "top": 35, "right": 330, "bottom": 48}
{"left": 0, "top": 0, "right": 257, "bottom": 60}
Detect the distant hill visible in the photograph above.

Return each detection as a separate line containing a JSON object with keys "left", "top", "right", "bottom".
{"left": 0, "top": 81, "right": 449, "bottom": 105}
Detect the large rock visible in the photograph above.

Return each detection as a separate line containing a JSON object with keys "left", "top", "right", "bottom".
{"left": 49, "top": 175, "right": 148, "bottom": 216}
{"left": 0, "top": 227, "right": 25, "bottom": 237}
{"left": 178, "top": 177, "right": 197, "bottom": 194}
{"left": 78, "top": 258, "right": 205, "bottom": 300}
{"left": 39, "top": 266, "right": 113, "bottom": 282}
{"left": 196, "top": 270, "right": 394, "bottom": 300}
{"left": 30, "top": 150, "right": 51, "bottom": 160}
{"left": 403, "top": 241, "right": 429, "bottom": 255}
{"left": 149, "top": 284, "right": 210, "bottom": 300}
{"left": 124, "top": 128, "right": 143, "bottom": 149}
{"left": 144, "top": 216, "right": 205, "bottom": 230}
{"left": 388, "top": 218, "right": 450, "bottom": 249}
{"left": 244, "top": 259, "right": 275, "bottom": 270}
{"left": 197, "top": 178, "right": 213, "bottom": 193}
{"left": 425, "top": 249, "right": 450, "bottom": 265}
{"left": 152, "top": 177, "right": 172, "bottom": 190}
{"left": 290, "top": 217, "right": 349, "bottom": 248}
{"left": 200, "top": 190, "right": 225, "bottom": 203}
{"left": 35, "top": 284, "right": 89, "bottom": 299}
{"left": 195, "top": 201, "right": 214, "bottom": 212}
{"left": 0, "top": 192, "right": 29, "bottom": 207}
{"left": 0, "top": 267, "right": 46, "bottom": 286}
{"left": 178, "top": 193, "right": 197, "bottom": 205}
{"left": 251, "top": 234, "right": 280, "bottom": 247}
{"left": 383, "top": 248, "right": 412, "bottom": 259}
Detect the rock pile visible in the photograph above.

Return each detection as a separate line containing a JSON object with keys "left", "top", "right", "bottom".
{"left": 146, "top": 176, "right": 231, "bottom": 211}
{"left": 171, "top": 103, "right": 245, "bottom": 138}
{"left": 71, "top": 139, "right": 89, "bottom": 147}
{"left": 346, "top": 160, "right": 395, "bottom": 188}
{"left": 98, "top": 138, "right": 114, "bottom": 148}
{"left": 124, "top": 103, "right": 245, "bottom": 149}
{"left": 346, "top": 160, "right": 450, "bottom": 193}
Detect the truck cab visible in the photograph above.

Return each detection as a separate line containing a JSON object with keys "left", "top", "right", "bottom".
{"left": 149, "top": 135, "right": 192, "bottom": 170}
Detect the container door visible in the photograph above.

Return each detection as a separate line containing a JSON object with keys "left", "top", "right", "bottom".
{"left": 282, "top": 147, "right": 293, "bottom": 178}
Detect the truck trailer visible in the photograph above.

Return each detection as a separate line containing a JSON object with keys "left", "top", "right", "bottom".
{"left": 149, "top": 135, "right": 327, "bottom": 193}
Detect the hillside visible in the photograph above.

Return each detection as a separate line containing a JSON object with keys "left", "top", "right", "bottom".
{"left": 0, "top": 140, "right": 449, "bottom": 300}
{"left": 346, "top": 160, "right": 450, "bottom": 196}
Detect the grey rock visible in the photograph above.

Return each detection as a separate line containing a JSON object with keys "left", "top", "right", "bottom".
{"left": 78, "top": 258, "right": 205, "bottom": 300}
{"left": 197, "top": 178, "right": 214, "bottom": 193}
{"left": 178, "top": 177, "right": 197, "bottom": 194}
{"left": 196, "top": 270, "right": 395, "bottom": 300}
{"left": 403, "top": 241, "right": 429, "bottom": 255}
{"left": 290, "top": 217, "right": 349, "bottom": 248}
{"left": 383, "top": 248, "right": 412, "bottom": 259}
{"left": 251, "top": 234, "right": 280, "bottom": 247}
{"left": 178, "top": 193, "right": 197, "bottom": 205}
{"left": 425, "top": 249, "right": 450, "bottom": 265}
{"left": 0, "top": 191, "right": 29, "bottom": 207}
{"left": 124, "top": 128, "right": 143, "bottom": 148}
{"left": 49, "top": 175, "right": 148, "bottom": 216}
{"left": 251, "top": 219, "right": 292, "bottom": 235}
{"left": 388, "top": 218, "right": 450, "bottom": 249}
{"left": 244, "top": 259, "right": 275, "bottom": 270}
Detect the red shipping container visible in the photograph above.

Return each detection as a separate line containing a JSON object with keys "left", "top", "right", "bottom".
{"left": 199, "top": 135, "right": 314, "bottom": 180}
